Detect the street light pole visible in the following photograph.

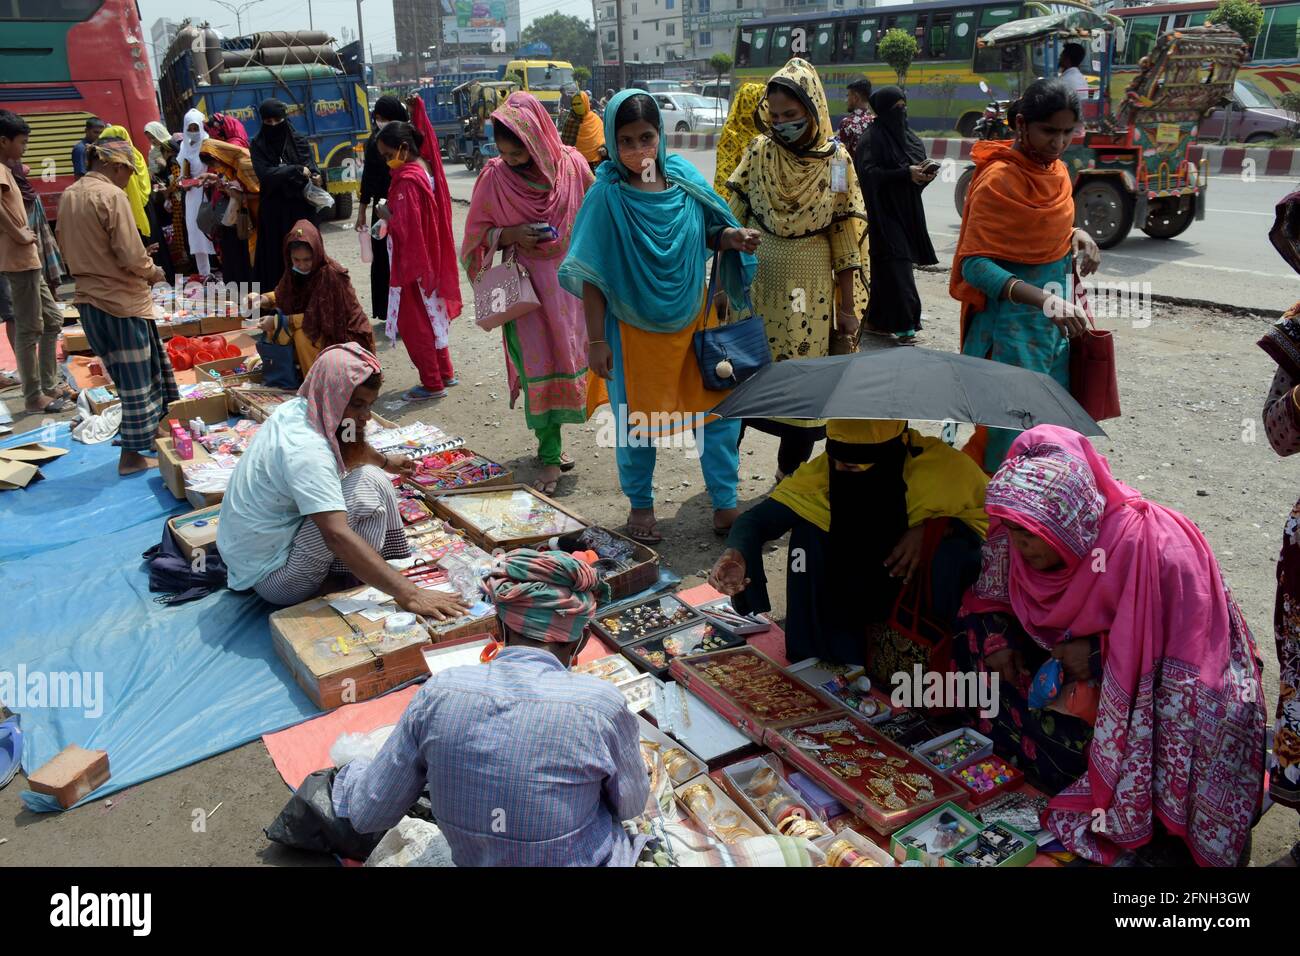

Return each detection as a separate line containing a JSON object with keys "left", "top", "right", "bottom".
{"left": 355, "top": 0, "right": 367, "bottom": 84}
{"left": 211, "top": 0, "right": 265, "bottom": 37}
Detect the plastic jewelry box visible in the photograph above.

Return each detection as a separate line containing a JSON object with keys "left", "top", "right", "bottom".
{"left": 694, "top": 597, "right": 772, "bottom": 636}
{"left": 644, "top": 678, "right": 754, "bottom": 766}
{"left": 668, "top": 646, "right": 839, "bottom": 745}
{"left": 814, "top": 827, "right": 898, "bottom": 868}
{"left": 591, "top": 592, "right": 703, "bottom": 649}
{"left": 637, "top": 715, "right": 709, "bottom": 788}
{"left": 764, "top": 714, "right": 968, "bottom": 836}
{"left": 949, "top": 755, "right": 1025, "bottom": 807}
{"left": 889, "top": 801, "right": 983, "bottom": 866}
{"left": 912, "top": 727, "right": 995, "bottom": 774}
{"left": 943, "top": 820, "right": 1038, "bottom": 868}
{"left": 717, "top": 754, "right": 831, "bottom": 838}
{"left": 622, "top": 618, "right": 745, "bottom": 678}
{"left": 674, "top": 773, "right": 767, "bottom": 845}
{"left": 571, "top": 654, "right": 657, "bottom": 713}
{"left": 786, "top": 657, "right": 894, "bottom": 724}
{"left": 788, "top": 771, "right": 847, "bottom": 820}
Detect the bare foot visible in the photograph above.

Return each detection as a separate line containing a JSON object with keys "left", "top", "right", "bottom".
{"left": 24, "top": 396, "right": 58, "bottom": 413}
{"left": 625, "top": 507, "right": 662, "bottom": 545}
{"left": 713, "top": 507, "right": 740, "bottom": 536}
{"left": 119, "top": 451, "right": 158, "bottom": 475}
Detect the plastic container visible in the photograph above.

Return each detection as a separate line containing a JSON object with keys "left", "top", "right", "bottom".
{"left": 359, "top": 227, "right": 373, "bottom": 264}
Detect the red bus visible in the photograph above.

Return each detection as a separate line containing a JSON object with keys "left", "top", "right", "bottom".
{"left": 0, "top": 0, "right": 160, "bottom": 219}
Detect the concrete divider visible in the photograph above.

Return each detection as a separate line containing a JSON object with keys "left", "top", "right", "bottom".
{"left": 918, "top": 138, "right": 1298, "bottom": 175}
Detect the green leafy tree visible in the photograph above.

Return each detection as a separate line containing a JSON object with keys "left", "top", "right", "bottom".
{"left": 878, "top": 29, "right": 919, "bottom": 89}
{"left": 1207, "top": 0, "right": 1266, "bottom": 49}
{"left": 934, "top": 73, "right": 961, "bottom": 129}
{"left": 521, "top": 13, "right": 597, "bottom": 66}
{"left": 574, "top": 65, "right": 591, "bottom": 89}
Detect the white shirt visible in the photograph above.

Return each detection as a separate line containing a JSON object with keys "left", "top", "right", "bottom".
{"left": 1060, "top": 66, "right": 1092, "bottom": 99}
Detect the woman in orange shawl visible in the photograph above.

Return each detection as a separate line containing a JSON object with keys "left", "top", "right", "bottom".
{"left": 950, "top": 78, "right": 1100, "bottom": 474}
{"left": 560, "top": 90, "right": 605, "bottom": 170}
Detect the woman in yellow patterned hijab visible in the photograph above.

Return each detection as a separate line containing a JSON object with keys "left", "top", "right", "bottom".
{"left": 98, "top": 124, "right": 151, "bottom": 236}
{"left": 725, "top": 58, "right": 870, "bottom": 479}
{"left": 713, "top": 82, "right": 763, "bottom": 194}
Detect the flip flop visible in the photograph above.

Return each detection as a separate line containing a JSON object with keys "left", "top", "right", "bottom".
{"left": 0, "top": 372, "right": 19, "bottom": 389}
{"left": 557, "top": 453, "right": 576, "bottom": 473}
{"left": 402, "top": 386, "right": 447, "bottom": 402}
{"left": 28, "top": 396, "right": 71, "bottom": 413}
{"left": 0, "top": 714, "right": 23, "bottom": 791}
{"left": 532, "top": 477, "right": 559, "bottom": 496}
{"left": 623, "top": 521, "right": 663, "bottom": 546}
{"left": 444, "top": 377, "right": 459, "bottom": 387}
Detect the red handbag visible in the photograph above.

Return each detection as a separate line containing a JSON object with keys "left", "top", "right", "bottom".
{"left": 1068, "top": 269, "right": 1121, "bottom": 422}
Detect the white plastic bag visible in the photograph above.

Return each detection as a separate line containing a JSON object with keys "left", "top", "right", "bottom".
{"left": 303, "top": 182, "right": 335, "bottom": 210}
{"left": 329, "top": 724, "right": 396, "bottom": 767}
{"left": 364, "top": 817, "right": 457, "bottom": 867}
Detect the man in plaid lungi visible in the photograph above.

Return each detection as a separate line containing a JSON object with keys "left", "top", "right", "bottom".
{"left": 56, "top": 137, "right": 176, "bottom": 475}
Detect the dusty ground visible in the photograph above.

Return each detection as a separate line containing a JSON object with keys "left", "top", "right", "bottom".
{"left": 2, "top": 208, "right": 1296, "bottom": 866}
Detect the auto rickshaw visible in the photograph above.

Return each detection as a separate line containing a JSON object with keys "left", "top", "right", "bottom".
{"left": 953, "top": 3, "right": 1247, "bottom": 248}
{"left": 445, "top": 79, "right": 519, "bottom": 173}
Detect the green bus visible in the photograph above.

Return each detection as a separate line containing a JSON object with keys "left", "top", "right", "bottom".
{"left": 733, "top": 1, "right": 1068, "bottom": 136}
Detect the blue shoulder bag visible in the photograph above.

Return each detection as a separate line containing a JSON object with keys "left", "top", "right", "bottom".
{"left": 692, "top": 248, "right": 770, "bottom": 390}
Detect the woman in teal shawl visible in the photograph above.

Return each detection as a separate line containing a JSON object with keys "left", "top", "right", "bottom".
{"left": 559, "top": 90, "right": 761, "bottom": 544}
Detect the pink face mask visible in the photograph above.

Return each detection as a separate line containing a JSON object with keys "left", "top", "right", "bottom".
{"left": 619, "top": 146, "right": 657, "bottom": 176}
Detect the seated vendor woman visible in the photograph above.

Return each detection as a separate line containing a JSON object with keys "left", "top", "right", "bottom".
{"left": 707, "top": 419, "right": 989, "bottom": 665}
{"left": 245, "top": 220, "right": 376, "bottom": 377}
{"left": 217, "top": 343, "right": 467, "bottom": 620}
{"left": 956, "top": 425, "right": 1267, "bottom": 868}
{"left": 332, "top": 549, "right": 651, "bottom": 866}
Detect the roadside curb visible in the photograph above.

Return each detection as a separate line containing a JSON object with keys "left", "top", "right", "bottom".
{"left": 666, "top": 132, "right": 718, "bottom": 150}
{"left": 920, "top": 138, "right": 1300, "bottom": 176}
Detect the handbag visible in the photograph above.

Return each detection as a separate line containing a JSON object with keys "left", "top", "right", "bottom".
{"left": 692, "top": 250, "right": 770, "bottom": 390}
{"left": 865, "top": 519, "right": 954, "bottom": 709}
{"left": 471, "top": 228, "right": 540, "bottom": 331}
{"left": 196, "top": 194, "right": 229, "bottom": 240}
{"left": 1067, "top": 266, "right": 1121, "bottom": 421}
{"left": 255, "top": 311, "right": 302, "bottom": 390}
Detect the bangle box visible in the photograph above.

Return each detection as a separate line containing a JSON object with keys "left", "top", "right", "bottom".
{"left": 912, "top": 728, "right": 994, "bottom": 773}
{"left": 889, "top": 801, "right": 983, "bottom": 866}
{"left": 765, "top": 714, "right": 967, "bottom": 836}
{"left": 669, "top": 646, "right": 839, "bottom": 744}
{"left": 571, "top": 654, "right": 657, "bottom": 713}
{"left": 674, "top": 773, "right": 766, "bottom": 845}
{"left": 788, "top": 771, "right": 847, "bottom": 820}
{"left": 786, "top": 657, "right": 893, "bottom": 724}
{"left": 950, "top": 755, "right": 1024, "bottom": 806}
{"left": 623, "top": 619, "right": 745, "bottom": 678}
{"left": 717, "top": 755, "right": 831, "bottom": 840}
{"left": 694, "top": 597, "right": 772, "bottom": 636}
{"left": 813, "top": 827, "right": 897, "bottom": 868}
{"left": 943, "top": 820, "right": 1038, "bottom": 868}
{"left": 431, "top": 484, "right": 588, "bottom": 550}
{"left": 591, "top": 593, "right": 703, "bottom": 648}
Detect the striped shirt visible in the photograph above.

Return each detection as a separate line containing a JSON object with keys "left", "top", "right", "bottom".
{"left": 333, "top": 646, "right": 650, "bottom": 866}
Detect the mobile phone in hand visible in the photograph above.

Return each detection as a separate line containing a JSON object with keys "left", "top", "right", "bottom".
{"left": 922, "top": 160, "right": 942, "bottom": 175}
{"left": 530, "top": 222, "right": 558, "bottom": 243}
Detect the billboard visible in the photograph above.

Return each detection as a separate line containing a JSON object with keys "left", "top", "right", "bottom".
{"left": 442, "top": 0, "right": 521, "bottom": 45}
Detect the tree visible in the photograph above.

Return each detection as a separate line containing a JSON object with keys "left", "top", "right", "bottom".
{"left": 521, "top": 13, "right": 597, "bottom": 67}
{"left": 934, "top": 73, "right": 961, "bottom": 131}
{"left": 708, "top": 53, "right": 733, "bottom": 127}
{"left": 1207, "top": 0, "right": 1266, "bottom": 49}
{"left": 574, "top": 65, "right": 591, "bottom": 90}
{"left": 878, "top": 29, "right": 919, "bottom": 88}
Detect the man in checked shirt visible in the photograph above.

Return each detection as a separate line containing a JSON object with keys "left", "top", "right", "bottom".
{"left": 333, "top": 549, "right": 651, "bottom": 866}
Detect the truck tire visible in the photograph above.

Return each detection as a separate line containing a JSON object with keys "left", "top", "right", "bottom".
{"left": 331, "top": 192, "right": 353, "bottom": 221}
{"left": 1074, "top": 178, "right": 1134, "bottom": 249}
{"left": 1140, "top": 195, "right": 1195, "bottom": 240}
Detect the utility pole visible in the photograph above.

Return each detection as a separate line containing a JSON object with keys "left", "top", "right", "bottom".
{"left": 308, "top": 0, "right": 313, "bottom": 29}
{"left": 435, "top": 0, "right": 444, "bottom": 74}
{"left": 615, "top": 0, "right": 626, "bottom": 89}
{"left": 355, "top": 0, "right": 367, "bottom": 83}
{"left": 593, "top": 0, "right": 604, "bottom": 66}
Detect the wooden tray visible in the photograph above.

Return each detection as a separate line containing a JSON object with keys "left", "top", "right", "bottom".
{"left": 429, "top": 483, "right": 588, "bottom": 551}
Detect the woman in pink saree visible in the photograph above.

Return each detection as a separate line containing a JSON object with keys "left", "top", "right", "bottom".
{"left": 460, "top": 92, "right": 594, "bottom": 494}
{"left": 957, "top": 425, "right": 1266, "bottom": 866}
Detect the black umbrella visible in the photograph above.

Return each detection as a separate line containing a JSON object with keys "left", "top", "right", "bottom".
{"left": 710, "top": 347, "right": 1105, "bottom": 436}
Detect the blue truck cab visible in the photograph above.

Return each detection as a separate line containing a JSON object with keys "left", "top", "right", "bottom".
{"left": 158, "top": 34, "right": 370, "bottom": 219}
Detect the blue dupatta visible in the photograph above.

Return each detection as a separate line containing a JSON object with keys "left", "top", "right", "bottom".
{"left": 558, "top": 89, "right": 756, "bottom": 334}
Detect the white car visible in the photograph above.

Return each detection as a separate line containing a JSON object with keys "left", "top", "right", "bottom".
{"left": 654, "top": 92, "right": 724, "bottom": 133}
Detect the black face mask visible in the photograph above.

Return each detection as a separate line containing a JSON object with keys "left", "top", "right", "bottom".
{"left": 507, "top": 158, "right": 535, "bottom": 175}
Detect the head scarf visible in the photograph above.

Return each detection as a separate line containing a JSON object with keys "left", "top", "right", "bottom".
{"left": 949, "top": 140, "right": 1074, "bottom": 343}
{"left": 403, "top": 92, "right": 462, "bottom": 319}
{"left": 865, "top": 87, "right": 926, "bottom": 167}
{"left": 725, "top": 59, "right": 867, "bottom": 242}
{"left": 462, "top": 91, "right": 593, "bottom": 277}
{"left": 967, "top": 425, "right": 1265, "bottom": 868}
{"left": 274, "top": 220, "right": 375, "bottom": 354}
{"left": 855, "top": 87, "right": 936, "bottom": 265}
{"left": 713, "top": 82, "right": 763, "bottom": 194}
{"left": 97, "top": 126, "right": 151, "bottom": 233}
{"left": 89, "top": 137, "right": 137, "bottom": 168}
{"left": 297, "top": 342, "right": 383, "bottom": 473}
{"left": 372, "top": 94, "right": 409, "bottom": 124}
{"left": 485, "top": 548, "right": 609, "bottom": 643}
{"left": 145, "top": 121, "right": 170, "bottom": 147}
{"left": 558, "top": 88, "right": 756, "bottom": 335}
{"left": 560, "top": 91, "right": 605, "bottom": 165}
{"left": 260, "top": 98, "right": 288, "bottom": 121}
{"left": 771, "top": 419, "right": 989, "bottom": 537}
{"left": 177, "top": 108, "right": 209, "bottom": 178}
{"left": 1260, "top": 190, "right": 1300, "bottom": 377}
{"left": 257, "top": 99, "right": 291, "bottom": 155}
{"left": 206, "top": 112, "right": 250, "bottom": 148}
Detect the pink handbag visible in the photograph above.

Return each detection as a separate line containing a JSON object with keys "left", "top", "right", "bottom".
{"left": 472, "top": 229, "right": 540, "bottom": 330}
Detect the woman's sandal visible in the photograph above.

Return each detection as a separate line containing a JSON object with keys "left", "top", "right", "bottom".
{"left": 403, "top": 385, "right": 447, "bottom": 402}
{"left": 623, "top": 519, "right": 663, "bottom": 546}
{"left": 532, "top": 476, "right": 560, "bottom": 496}
{"left": 557, "top": 452, "right": 576, "bottom": 473}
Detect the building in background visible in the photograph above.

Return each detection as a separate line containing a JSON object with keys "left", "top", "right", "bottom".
{"left": 150, "top": 17, "right": 181, "bottom": 76}
{"left": 596, "top": 0, "right": 686, "bottom": 64}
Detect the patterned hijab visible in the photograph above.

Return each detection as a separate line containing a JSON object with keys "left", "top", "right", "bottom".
{"left": 273, "top": 220, "right": 375, "bottom": 355}
{"left": 485, "top": 548, "right": 610, "bottom": 643}
{"left": 725, "top": 58, "right": 867, "bottom": 240}
{"left": 97, "top": 125, "right": 151, "bottom": 233}
{"left": 297, "top": 342, "right": 382, "bottom": 473}
{"left": 713, "top": 82, "right": 763, "bottom": 194}
{"left": 984, "top": 442, "right": 1105, "bottom": 563}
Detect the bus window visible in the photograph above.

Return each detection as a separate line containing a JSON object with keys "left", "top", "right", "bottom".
{"left": 1261, "top": 4, "right": 1300, "bottom": 62}
{"left": 855, "top": 18, "right": 878, "bottom": 61}
{"left": 950, "top": 8, "right": 977, "bottom": 60}
{"left": 750, "top": 26, "right": 771, "bottom": 67}
{"left": 0, "top": 0, "right": 103, "bottom": 16}
{"left": 772, "top": 25, "right": 792, "bottom": 63}
{"left": 928, "top": 12, "right": 953, "bottom": 59}
{"left": 1187, "top": 13, "right": 1208, "bottom": 27}
{"left": 883, "top": 13, "right": 918, "bottom": 38}
{"left": 1120, "top": 15, "right": 1160, "bottom": 66}
{"left": 974, "top": 5, "right": 1021, "bottom": 72}
{"left": 811, "top": 21, "right": 836, "bottom": 64}
{"left": 736, "top": 27, "right": 753, "bottom": 67}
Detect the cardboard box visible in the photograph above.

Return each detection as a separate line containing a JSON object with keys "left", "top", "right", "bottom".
{"left": 890, "top": 802, "right": 983, "bottom": 866}
{"left": 193, "top": 354, "right": 262, "bottom": 386}
{"left": 156, "top": 436, "right": 213, "bottom": 500}
{"left": 27, "top": 744, "right": 110, "bottom": 809}
{"left": 168, "top": 503, "right": 221, "bottom": 552}
{"left": 62, "top": 325, "right": 91, "bottom": 353}
{"left": 84, "top": 386, "right": 120, "bottom": 416}
{"left": 200, "top": 313, "right": 244, "bottom": 334}
{"left": 0, "top": 443, "right": 69, "bottom": 490}
{"left": 157, "top": 394, "right": 231, "bottom": 437}
{"left": 156, "top": 317, "right": 201, "bottom": 339}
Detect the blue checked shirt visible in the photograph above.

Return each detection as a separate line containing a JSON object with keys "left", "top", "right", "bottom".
{"left": 333, "top": 646, "right": 650, "bottom": 866}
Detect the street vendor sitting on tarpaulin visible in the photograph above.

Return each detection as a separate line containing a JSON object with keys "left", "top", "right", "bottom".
{"left": 216, "top": 343, "right": 468, "bottom": 620}
{"left": 332, "top": 549, "right": 651, "bottom": 866}
{"left": 707, "top": 419, "right": 989, "bottom": 665}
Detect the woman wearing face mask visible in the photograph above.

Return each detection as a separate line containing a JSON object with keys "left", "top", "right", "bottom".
{"left": 950, "top": 78, "right": 1102, "bottom": 474}
{"left": 246, "top": 220, "right": 375, "bottom": 376}
{"left": 251, "top": 98, "right": 319, "bottom": 290}
{"left": 854, "top": 87, "right": 937, "bottom": 345}
{"left": 176, "top": 109, "right": 217, "bottom": 278}
{"left": 357, "top": 95, "right": 410, "bottom": 322}
{"left": 200, "top": 117, "right": 258, "bottom": 285}
{"left": 145, "top": 122, "right": 185, "bottom": 275}
{"left": 462, "top": 92, "right": 595, "bottom": 495}
{"left": 375, "top": 120, "right": 461, "bottom": 400}
{"left": 559, "top": 91, "right": 760, "bottom": 545}
{"left": 723, "top": 59, "right": 868, "bottom": 481}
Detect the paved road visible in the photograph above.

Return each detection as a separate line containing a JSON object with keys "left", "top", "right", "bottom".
{"left": 446, "top": 148, "right": 1299, "bottom": 314}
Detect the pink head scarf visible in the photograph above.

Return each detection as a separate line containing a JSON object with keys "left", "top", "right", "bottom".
{"left": 406, "top": 94, "right": 462, "bottom": 319}
{"left": 967, "top": 425, "right": 1266, "bottom": 867}
{"left": 298, "top": 342, "right": 382, "bottom": 473}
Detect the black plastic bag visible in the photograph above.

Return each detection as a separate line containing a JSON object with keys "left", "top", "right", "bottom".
{"left": 141, "top": 522, "right": 227, "bottom": 605}
{"left": 265, "top": 768, "right": 383, "bottom": 861}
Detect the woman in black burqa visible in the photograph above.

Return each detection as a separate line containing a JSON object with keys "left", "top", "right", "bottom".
{"left": 251, "top": 98, "right": 320, "bottom": 289}
{"left": 853, "top": 86, "right": 938, "bottom": 344}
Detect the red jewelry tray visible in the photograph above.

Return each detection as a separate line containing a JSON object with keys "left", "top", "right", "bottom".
{"left": 948, "top": 755, "right": 1025, "bottom": 807}
{"left": 763, "top": 714, "right": 968, "bottom": 836}
{"left": 668, "top": 646, "right": 839, "bottom": 745}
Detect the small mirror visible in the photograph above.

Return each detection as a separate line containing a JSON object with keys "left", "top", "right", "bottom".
{"left": 979, "top": 80, "right": 990, "bottom": 94}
